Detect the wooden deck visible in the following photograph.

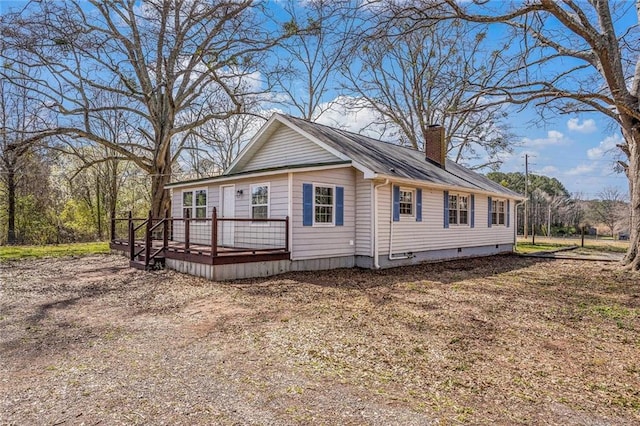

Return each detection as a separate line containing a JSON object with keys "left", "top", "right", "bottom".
{"left": 110, "top": 239, "right": 290, "bottom": 265}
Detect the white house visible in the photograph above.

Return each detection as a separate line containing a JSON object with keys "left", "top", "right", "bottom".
{"left": 139, "top": 113, "right": 523, "bottom": 280}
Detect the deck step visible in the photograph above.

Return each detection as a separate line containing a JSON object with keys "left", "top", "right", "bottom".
{"left": 129, "top": 259, "right": 147, "bottom": 270}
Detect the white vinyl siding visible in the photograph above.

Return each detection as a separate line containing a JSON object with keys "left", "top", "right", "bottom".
{"left": 170, "top": 175, "right": 288, "bottom": 248}
{"left": 292, "top": 168, "right": 356, "bottom": 260}
{"left": 237, "top": 124, "right": 340, "bottom": 172}
{"left": 355, "top": 172, "right": 372, "bottom": 256}
{"left": 378, "top": 185, "right": 514, "bottom": 255}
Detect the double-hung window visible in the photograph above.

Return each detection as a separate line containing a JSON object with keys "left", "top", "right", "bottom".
{"left": 314, "top": 185, "right": 334, "bottom": 224}
{"left": 183, "top": 189, "right": 207, "bottom": 219}
{"left": 399, "top": 189, "right": 414, "bottom": 216}
{"left": 448, "top": 194, "right": 469, "bottom": 225}
{"left": 492, "top": 199, "right": 506, "bottom": 225}
{"left": 250, "top": 183, "right": 269, "bottom": 219}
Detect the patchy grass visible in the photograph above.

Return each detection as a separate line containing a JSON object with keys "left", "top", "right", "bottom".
{"left": 517, "top": 237, "right": 629, "bottom": 254}
{"left": 1, "top": 254, "right": 639, "bottom": 425}
{"left": 0, "top": 242, "right": 109, "bottom": 261}
{"left": 515, "top": 242, "right": 568, "bottom": 253}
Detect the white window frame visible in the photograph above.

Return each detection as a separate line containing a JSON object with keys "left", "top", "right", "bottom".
{"left": 492, "top": 199, "right": 506, "bottom": 226}
{"left": 449, "top": 193, "right": 470, "bottom": 226}
{"left": 182, "top": 188, "right": 207, "bottom": 219}
{"left": 313, "top": 183, "right": 335, "bottom": 226}
{"left": 250, "top": 182, "right": 270, "bottom": 223}
{"left": 399, "top": 188, "right": 415, "bottom": 217}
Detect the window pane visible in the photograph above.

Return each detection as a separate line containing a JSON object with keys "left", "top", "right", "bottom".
{"left": 195, "top": 190, "right": 207, "bottom": 207}
{"left": 315, "top": 186, "right": 333, "bottom": 205}
{"left": 449, "top": 195, "right": 457, "bottom": 210}
{"left": 183, "top": 191, "right": 193, "bottom": 207}
{"left": 252, "top": 205, "right": 268, "bottom": 219}
{"left": 251, "top": 186, "right": 268, "bottom": 205}
{"left": 459, "top": 210, "right": 468, "bottom": 225}
{"left": 195, "top": 207, "right": 206, "bottom": 219}
{"left": 315, "top": 205, "right": 333, "bottom": 223}
{"left": 459, "top": 196, "right": 467, "bottom": 210}
{"left": 449, "top": 209, "right": 457, "bottom": 224}
{"left": 400, "top": 190, "right": 413, "bottom": 215}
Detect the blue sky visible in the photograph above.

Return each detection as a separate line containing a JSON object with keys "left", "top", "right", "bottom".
{"left": 496, "top": 109, "right": 627, "bottom": 198}
{"left": 1, "top": 0, "right": 631, "bottom": 199}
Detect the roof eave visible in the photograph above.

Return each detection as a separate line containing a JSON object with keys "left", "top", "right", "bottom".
{"left": 371, "top": 173, "right": 526, "bottom": 199}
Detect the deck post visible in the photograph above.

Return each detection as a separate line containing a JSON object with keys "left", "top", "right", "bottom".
{"left": 128, "top": 211, "right": 134, "bottom": 260}
{"left": 184, "top": 208, "right": 190, "bottom": 251}
{"left": 145, "top": 210, "right": 152, "bottom": 267}
{"left": 212, "top": 207, "right": 218, "bottom": 258}
{"left": 285, "top": 216, "right": 290, "bottom": 252}
{"left": 163, "top": 210, "right": 169, "bottom": 252}
{"left": 110, "top": 213, "right": 116, "bottom": 242}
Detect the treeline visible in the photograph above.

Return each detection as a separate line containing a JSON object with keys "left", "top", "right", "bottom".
{"left": 487, "top": 172, "right": 629, "bottom": 238}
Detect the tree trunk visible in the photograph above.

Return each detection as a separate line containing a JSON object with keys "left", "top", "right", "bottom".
{"left": 150, "top": 146, "right": 172, "bottom": 219}
{"left": 622, "top": 121, "right": 640, "bottom": 270}
{"left": 96, "top": 174, "right": 102, "bottom": 240}
{"left": 7, "top": 166, "right": 16, "bottom": 245}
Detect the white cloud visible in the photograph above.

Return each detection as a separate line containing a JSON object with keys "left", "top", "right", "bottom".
{"left": 587, "top": 134, "right": 623, "bottom": 160}
{"left": 567, "top": 118, "right": 597, "bottom": 133}
{"left": 566, "top": 163, "right": 597, "bottom": 176}
{"left": 314, "top": 96, "right": 392, "bottom": 139}
{"left": 540, "top": 165, "right": 559, "bottom": 175}
{"left": 521, "top": 130, "right": 569, "bottom": 147}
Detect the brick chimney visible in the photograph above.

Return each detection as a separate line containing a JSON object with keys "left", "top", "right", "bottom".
{"left": 425, "top": 124, "right": 446, "bottom": 169}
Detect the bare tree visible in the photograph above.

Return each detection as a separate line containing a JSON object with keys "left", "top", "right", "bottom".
{"left": 271, "top": 0, "right": 358, "bottom": 121}
{"left": 589, "top": 187, "right": 628, "bottom": 238}
{"left": 183, "top": 112, "right": 264, "bottom": 178}
{"left": 344, "top": 15, "right": 513, "bottom": 169}
{"left": 1, "top": 0, "right": 292, "bottom": 217}
{"left": 409, "top": 0, "right": 640, "bottom": 268}
{"left": 0, "top": 59, "right": 50, "bottom": 244}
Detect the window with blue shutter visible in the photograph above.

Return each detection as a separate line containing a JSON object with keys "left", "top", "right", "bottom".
{"left": 393, "top": 185, "right": 400, "bottom": 222}
{"left": 506, "top": 200, "right": 510, "bottom": 227}
{"left": 487, "top": 196, "right": 493, "bottom": 228}
{"left": 416, "top": 189, "right": 422, "bottom": 222}
{"left": 302, "top": 183, "right": 313, "bottom": 226}
{"left": 336, "top": 186, "right": 344, "bottom": 226}
{"left": 443, "top": 191, "right": 449, "bottom": 228}
{"left": 470, "top": 194, "right": 475, "bottom": 228}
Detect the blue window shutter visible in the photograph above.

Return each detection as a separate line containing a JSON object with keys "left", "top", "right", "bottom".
{"left": 336, "top": 186, "right": 344, "bottom": 226}
{"left": 303, "top": 183, "right": 313, "bottom": 226}
{"left": 470, "top": 194, "right": 475, "bottom": 228}
{"left": 416, "top": 189, "right": 422, "bottom": 222}
{"left": 443, "top": 191, "right": 449, "bottom": 228}
{"left": 393, "top": 185, "right": 400, "bottom": 222}
{"left": 507, "top": 199, "right": 511, "bottom": 227}
{"left": 488, "top": 196, "right": 492, "bottom": 228}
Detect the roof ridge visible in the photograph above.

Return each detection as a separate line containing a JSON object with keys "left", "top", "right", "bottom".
{"left": 281, "top": 113, "right": 422, "bottom": 154}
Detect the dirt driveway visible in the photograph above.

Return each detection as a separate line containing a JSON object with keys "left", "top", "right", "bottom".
{"left": 1, "top": 254, "right": 639, "bottom": 425}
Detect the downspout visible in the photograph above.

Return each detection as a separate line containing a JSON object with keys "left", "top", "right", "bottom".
{"left": 373, "top": 179, "right": 389, "bottom": 269}
{"left": 514, "top": 200, "right": 525, "bottom": 251}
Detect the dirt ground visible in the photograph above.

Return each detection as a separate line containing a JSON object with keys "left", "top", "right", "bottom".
{"left": 1, "top": 254, "right": 639, "bottom": 425}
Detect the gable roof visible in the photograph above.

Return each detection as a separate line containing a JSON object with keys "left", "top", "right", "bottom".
{"left": 173, "top": 113, "right": 523, "bottom": 199}
{"left": 274, "top": 114, "right": 522, "bottom": 199}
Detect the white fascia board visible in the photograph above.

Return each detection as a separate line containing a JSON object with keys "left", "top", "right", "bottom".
{"left": 371, "top": 173, "right": 526, "bottom": 200}
{"left": 224, "top": 114, "right": 279, "bottom": 175}
{"left": 166, "top": 163, "right": 353, "bottom": 189}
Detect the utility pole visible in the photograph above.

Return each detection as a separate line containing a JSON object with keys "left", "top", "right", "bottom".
{"left": 524, "top": 154, "right": 529, "bottom": 239}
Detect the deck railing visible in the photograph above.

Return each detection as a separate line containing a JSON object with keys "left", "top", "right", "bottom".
{"left": 111, "top": 207, "right": 289, "bottom": 269}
